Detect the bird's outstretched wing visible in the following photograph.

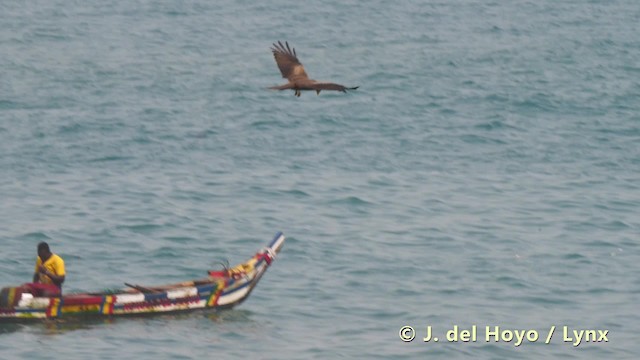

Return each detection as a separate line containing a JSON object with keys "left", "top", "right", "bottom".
{"left": 271, "top": 41, "right": 309, "bottom": 81}
{"left": 310, "top": 83, "right": 360, "bottom": 92}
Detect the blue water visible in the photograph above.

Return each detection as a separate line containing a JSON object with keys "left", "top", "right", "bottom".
{"left": 1, "top": 1, "right": 639, "bottom": 358}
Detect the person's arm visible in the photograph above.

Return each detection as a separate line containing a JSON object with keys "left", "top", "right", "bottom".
{"left": 49, "top": 272, "right": 65, "bottom": 287}
{"left": 33, "top": 258, "right": 40, "bottom": 283}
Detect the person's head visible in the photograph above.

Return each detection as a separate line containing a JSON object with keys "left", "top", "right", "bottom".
{"left": 37, "top": 242, "right": 51, "bottom": 260}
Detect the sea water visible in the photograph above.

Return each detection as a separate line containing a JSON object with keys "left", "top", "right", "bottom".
{"left": 1, "top": 1, "right": 638, "bottom": 358}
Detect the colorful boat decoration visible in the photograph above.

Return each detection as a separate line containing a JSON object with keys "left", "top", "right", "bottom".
{"left": 0, "top": 232, "right": 285, "bottom": 322}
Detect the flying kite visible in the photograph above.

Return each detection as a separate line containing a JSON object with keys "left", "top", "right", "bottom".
{"left": 269, "top": 41, "right": 359, "bottom": 97}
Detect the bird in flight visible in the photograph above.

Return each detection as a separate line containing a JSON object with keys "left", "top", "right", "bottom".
{"left": 269, "top": 41, "right": 359, "bottom": 97}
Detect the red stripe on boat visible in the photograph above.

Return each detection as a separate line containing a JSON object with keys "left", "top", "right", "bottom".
{"left": 62, "top": 295, "right": 104, "bottom": 306}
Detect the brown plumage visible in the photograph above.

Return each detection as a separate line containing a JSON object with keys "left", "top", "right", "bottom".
{"left": 269, "top": 41, "right": 359, "bottom": 97}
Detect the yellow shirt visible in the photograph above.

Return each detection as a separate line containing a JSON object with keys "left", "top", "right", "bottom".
{"left": 35, "top": 254, "right": 65, "bottom": 286}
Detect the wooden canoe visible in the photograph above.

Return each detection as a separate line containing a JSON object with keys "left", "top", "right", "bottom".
{"left": 0, "top": 232, "right": 285, "bottom": 322}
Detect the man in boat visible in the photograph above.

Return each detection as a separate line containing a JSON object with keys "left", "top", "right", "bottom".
{"left": 30, "top": 242, "right": 65, "bottom": 296}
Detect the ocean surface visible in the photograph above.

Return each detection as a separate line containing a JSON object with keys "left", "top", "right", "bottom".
{"left": 1, "top": 1, "right": 639, "bottom": 359}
